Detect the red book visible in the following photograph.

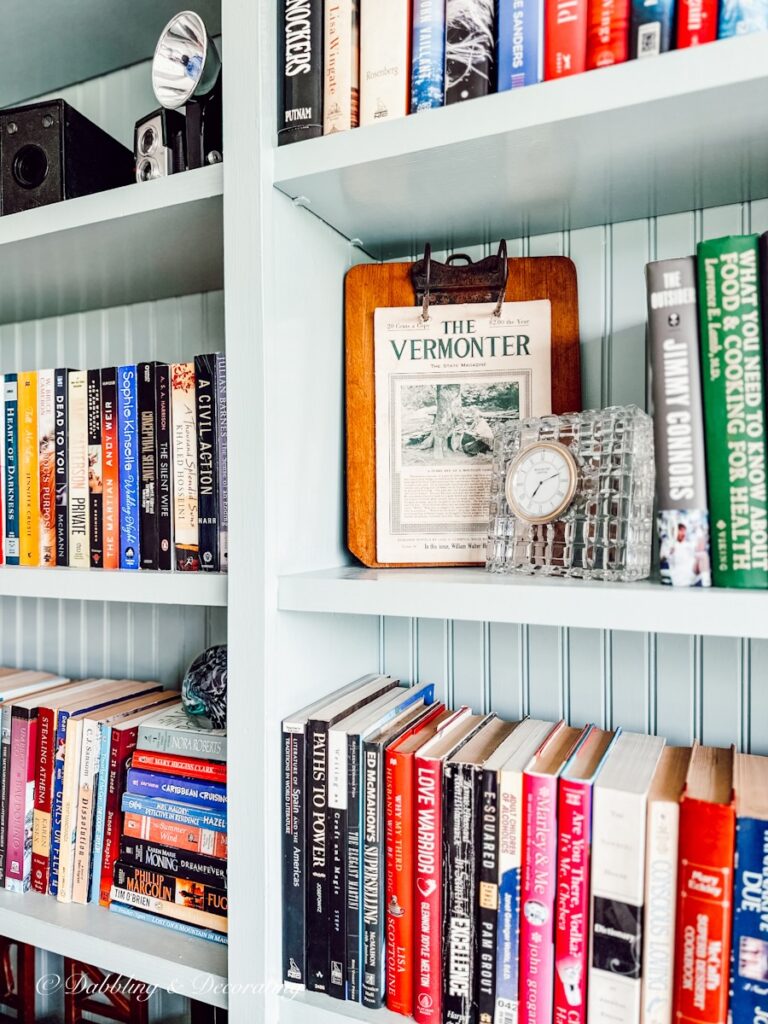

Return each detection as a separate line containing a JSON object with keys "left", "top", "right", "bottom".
{"left": 545, "top": 0, "right": 588, "bottom": 79}
{"left": 553, "top": 727, "right": 616, "bottom": 1024}
{"left": 585, "top": 0, "right": 629, "bottom": 68}
{"left": 676, "top": 0, "right": 718, "bottom": 47}
{"left": 385, "top": 704, "right": 448, "bottom": 1015}
{"left": 101, "top": 368, "right": 119, "bottom": 570}
{"left": 131, "top": 749, "right": 227, "bottom": 784}
{"left": 99, "top": 724, "right": 141, "bottom": 905}
{"left": 673, "top": 745, "right": 735, "bottom": 1024}
{"left": 122, "top": 812, "right": 228, "bottom": 858}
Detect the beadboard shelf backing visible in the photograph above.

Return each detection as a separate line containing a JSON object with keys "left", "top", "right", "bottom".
{"left": 278, "top": 566, "right": 768, "bottom": 639}
{"left": 0, "top": 164, "right": 223, "bottom": 325}
{"left": 0, "top": 567, "right": 227, "bottom": 606}
{"left": 0, "top": 0, "right": 221, "bottom": 107}
{"left": 273, "top": 34, "right": 768, "bottom": 259}
{"left": 0, "top": 889, "right": 228, "bottom": 1007}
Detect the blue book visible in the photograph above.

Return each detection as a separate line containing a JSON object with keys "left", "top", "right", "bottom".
{"left": 730, "top": 757, "right": 768, "bottom": 1021}
{"left": 3, "top": 374, "right": 19, "bottom": 564}
{"left": 117, "top": 365, "right": 140, "bottom": 570}
{"left": 110, "top": 900, "right": 228, "bottom": 945}
{"left": 410, "top": 0, "right": 445, "bottom": 112}
{"left": 121, "top": 793, "right": 227, "bottom": 833}
{"left": 497, "top": 0, "right": 543, "bottom": 91}
{"left": 630, "top": 0, "right": 675, "bottom": 56}
{"left": 126, "top": 768, "right": 227, "bottom": 810}
{"left": 89, "top": 722, "right": 113, "bottom": 904}
{"left": 719, "top": 0, "right": 768, "bottom": 35}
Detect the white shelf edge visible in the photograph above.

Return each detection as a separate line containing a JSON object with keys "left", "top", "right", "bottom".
{"left": 0, "top": 567, "right": 227, "bottom": 606}
{"left": 277, "top": 566, "right": 768, "bottom": 639}
{"left": 0, "top": 889, "right": 227, "bottom": 1008}
{"left": 278, "top": 990, "right": 400, "bottom": 1023}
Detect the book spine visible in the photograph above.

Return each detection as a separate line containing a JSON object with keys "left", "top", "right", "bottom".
{"left": 306, "top": 719, "right": 330, "bottom": 992}
{"left": 4, "top": 375, "right": 19, "bottom": 564}
{"left": 90, "top": 724, "right": 112, "bottom": 904}
{"left": 87, "top": 369, "right": 103, "bottom": 568}
{"left": 57, "top": 717, "right": 83, "bottom": 902}
{"left": 100, "top": 368, "right": 119, "bottom": 570}
{"left": 122, "top": 812, "right": 228, "bottom": 859}
{"left": 31, "top": 705, "right": 56, "bottom": 893}
{"left": 553, "top": 779, "right": 592, "bottom": 1024}
{"left": 132, "top": 750, "right": 226, "bottom": 783}
{"left": 117, "top": 365, "right": 140, "bottom": 570}
{"left": 585, "top": 0, "right": 629, "bottom": 67}
{"left": 410, "top": 0, "right": 445, "bottom": 111}
{"left": 698, "top": 234, "right": 768, "bottom": 588}
{"left": 18, "top": 370, "right": 39, "bottom": 566}
{"left": 327, "top": 726, "right": 348, "bottom": 999}
{"left": 72, "top": 718, "right": 100, "bottom": 903}
{"left": 445, "top": 0, "right": 495, "bottom": 104}
{"left": 48, "top": 709, "right": 71, "bottom": 896}
{"left": 673, "top": 799, "right": 735, "bottom": 1024}
{"left": 640, "top": 799, "right": 680, "bottom": 1024}
{"left": 476, "top": 767, "right": 500, "bottom": 1024}
{"left": 154, "top": 365, "right": 172, "bottom": 571}
{"left": 730, "top": 816, "right": 768, "bottom": 1022}
{"left": 346, "top": 730, "right": 362, "bottom": 1001}
{"left": 194, "top": 354, "right": 219, "bottom": 571}
{"left": 386, "top": 749, "right": 415, "bottom": 1014}
{"left": 120, "top": 837, "right": 227, "bottom": 888}
{"left": 137, "top": 362, "right": 158, "bottom": 570}
{"left": 413, "top": 753, "right": 443, "bottom": 1024}
{"left": 137, "top": 724, "right": 227, "bottom": 761}
{"left": 110, "top": 884, "right": 227, "bottom": 933}
{"left": 5, "top": 711, "right": 34, "bottom": 890}
{"left": 676, "top": 0, "right": 718, "bottom": 43}
{"left": 67, "top": 371, "right": 90, "bottom": 568}
{"left": 629, "top": 0, "right": 674, "bottom": 56}
{"left": 544, "top": 0, "right": 588, "bottom": 79}
{"left": 278, "top": 0, "right": 324, "bottom": 144}
{"left": 497, "top": 0, "right": 542, "bottom": 90}
{"left": 171, "top": 362, "right": 200, "bottom": 571}
{"left": 718, "top": 0, "right": 768, "bottom": 36}
{"left": 324, "top": 0, "right": 360, "bottom": 133}
{"left": 99, "top": 727, "right": 138, "bottom": 906}
{"left": 126, "top": 768, "right": 227, "bottom": 809}
{"left": 38, "top": 368, "right": 57, "bottom": 566}
{"left": 646, "top": 257, "right": 711, "bottom": 588}
{"left": 215, "top": 353, "right": 228, "bottom": 571}
{"left": 495, "top": 768, "right": 525, "bottom": 1024}
{"left": 361, "top": 736, "right": 386, "bottom": 1009}
{"left": 113, "top": 862, "right": 228, "bottom": 917}
{"left": 0, "top": 707, "right": 13, "bottom": 878}
{"left": 54, "top": 369, "right": 68, "bottom": 566}
{"left": 360, "top": 0, "right": 410, "bottom": 125}
{"left": 443, "top": 762, "right": 479, "bottom": 1024}
{"left": 121, "top": 794, "right": 227, "bottom": 833}
{"left": 110, "top": 899, "right": 228, "bottom": 945}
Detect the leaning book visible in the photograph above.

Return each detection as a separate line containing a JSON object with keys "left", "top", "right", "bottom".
{"left": 374, "top": 301, "right": 551, "bottom": 564}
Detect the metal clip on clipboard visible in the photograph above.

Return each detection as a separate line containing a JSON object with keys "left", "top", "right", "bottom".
{"left": 411, "top": 240, "right": 510, "bottom": 321}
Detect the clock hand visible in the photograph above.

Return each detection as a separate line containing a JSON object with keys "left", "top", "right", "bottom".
{"left": 531, "top": 472, "right": 560, "bottom": 498}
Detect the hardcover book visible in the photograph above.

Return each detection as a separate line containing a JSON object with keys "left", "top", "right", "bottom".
{"left": 18, "top": 370, "right": 39, "bottom": 566}
{"left": 137, "top": 704, "right": 228, "bottom": 762}
{"left": 171, "top": 362, "right": 200, "bottom": 571}
{"left": 100, "top": 368, "right": 119, "bottom": 570}
{"left": 67, "top": 371, "right": 90, "bottom": 568}
{"left": 586, "top": 0, "right": 629, "bottom": 66}
{"left": 155, "top": 364, "right": 173, "bottom": 571}
{"left": 544, "top": 0, "right": 588, "bottom": 78}
{"left": 360, "top": 0, "right": 410, "bottom": 124}
{"left": 4, "top": 374, "right": 19, "bottom": 565}
{"left": 117, "top": 365, "right": 140, "bottom": 570}
{"left": 87, "top": 369, "right": 103, "bottom": 568}
{"left": 646, "top": 257, "right": 711, "bottom": 588}
{"left": 676, "top": 0, "right": 717, "bottom": 46}
{"left": 194, "top": 354, "right": 219, "bottom": 571}
{"left": 137, "top": 362, "right": 159, "bottom": 570}
{"left": 324, "top": 0, "right": 360, "bottom": 134}
{"left": 278, "top": 0, "right": 324, "bottom": 144}
{"left": 54, "top": 369, "right": 69, "bottom": 567}
{"left": 498, "top": 0, "right": 543, "bottom": 89}
{"left": 410, "top": 0, "right": 445, "bottom": 110}
{"left": 445, "top": 0, "right": 495, "bottom": 103}
{"left": 630, "top": 0, "right": 674, "bottom": 56}
{"left": 38, "top": 369, "right": 57, "bottom": 566}
{"left": 214, "top": 354, "right": 227, "bottom": 571}
{"left": 697, "top": 234, "right": 768, "bottom": 589}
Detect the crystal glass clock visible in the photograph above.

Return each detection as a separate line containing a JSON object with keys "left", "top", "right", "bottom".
{"left": 486, "top": 405, "right": 655, "bottom": 581}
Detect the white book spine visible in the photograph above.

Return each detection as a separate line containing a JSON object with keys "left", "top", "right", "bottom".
{"left": 495, "top": 767, "right": 524, "bottom": 1024}
{"left": 328, "top": 727, "right": 348, "bottom": 809}
{"left": 589, "top": 789, "right": 647, "bottom": 1024}
{"left": 324, "top": 0, "right": 360, "bottom": 134}
{"left": 640, "top": 799, "right": 680, "bottom": 1024}
{"left": 57, "top": 718, "right": 84, "bottom": 903}
{"left": 67, "top": 371, "right": 90, "bottom": 568}
{"left": 71, "top": 719, "right": 100, "bottom": 904}
{"left": 359, "top": 0, "right": 409, "bottom": 125}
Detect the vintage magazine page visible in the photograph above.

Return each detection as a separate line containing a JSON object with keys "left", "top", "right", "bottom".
{"left": 375, "top": 301, "right": 552, "bottom": 564}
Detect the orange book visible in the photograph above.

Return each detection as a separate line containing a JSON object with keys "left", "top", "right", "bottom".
{"left": 122, "top": 812, "right": 228, "bottom": 860}
{"left": 18, "top": 370, "right": 39, "bottom": 566}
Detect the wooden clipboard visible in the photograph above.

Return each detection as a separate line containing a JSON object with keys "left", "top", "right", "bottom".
{"left": 345, "top": 253, "right": 582, "bottom": 568}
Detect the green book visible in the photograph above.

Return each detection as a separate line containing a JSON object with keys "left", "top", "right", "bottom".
{"left": 697, "top": 233, "right": 768, "bottom": 588}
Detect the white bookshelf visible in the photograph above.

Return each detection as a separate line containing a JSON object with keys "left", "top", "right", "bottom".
{"left": 0, "top": 566, "right": 227, "bottom": 606}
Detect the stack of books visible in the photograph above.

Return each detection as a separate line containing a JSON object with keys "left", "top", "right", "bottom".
{"left": 0, "top": 354, "right": 228, "bottom": 573}
{"left": 281, "top": 674, "right": 768, "bottom": 1024}
{"left": 109, "top": 704, "right": 228, "bottom": 945}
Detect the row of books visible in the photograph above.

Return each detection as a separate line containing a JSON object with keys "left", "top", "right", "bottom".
{"left": 0, "top": 669, "right": 227, "bottom": 944}
{"left": 281, "top": 674, "right": 767, "bottom": 1024}
{"left": 0, "top": 355, "right": 227, "bottom": 572}
{"left": 277, "top": 0, "right": 766, "bottom": 144}
{"left": 646, "top": 232, "right": 768, "bottom": 589}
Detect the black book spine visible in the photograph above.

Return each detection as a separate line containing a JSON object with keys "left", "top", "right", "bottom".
{"left": 278, "top": 0, "right": 323, "bottom": 145}
{"left": 137, "top": 362, "right": 158, "bottom": 570}
{"left": 87, "top": 369, "right": 103, "bottom": 568}
{"left": 215, "top": 353, "right": 228, "bottom": 571}
{"left": 361, "top": 737, "right": 385, "bottom": 1009}
{"left": 346, "top": 731, "right": 362, "bottom": 1002}
{"left": 445, "top": 0, "right": 495, "bottom": 104}
{"left": 154, "top": 364, "right": 172, "bottom": 571}
{"left": 327, "top": 736, "right": 347, "bottom": 999}
{"left": 194, "top": 354, "right": 219, "bottom": 571}
{"left": 54, "top": 368, "right": 69, "bottom": 566}
{"left": 282, "top": 724, "right": 308, "bottom": 987}
{"left": 477, "top": 767, "right": 499, "bottom": 1024}
{"left": 119, "top": 836, "right": 228, "bottom": 889}
{"left": 443, "top": 763, "right": 479, "bottom": 1024}
{"left": 306, "top": 719, "right": 330, "bottom": 992}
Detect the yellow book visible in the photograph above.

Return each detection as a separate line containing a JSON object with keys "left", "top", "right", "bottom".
{"left": 18, "top": 370, "right": 39, "bottom": 566}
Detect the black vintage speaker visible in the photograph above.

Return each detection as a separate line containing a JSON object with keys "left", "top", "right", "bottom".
{"left": 0, "top": 100, "right": 134, "bottom": 215}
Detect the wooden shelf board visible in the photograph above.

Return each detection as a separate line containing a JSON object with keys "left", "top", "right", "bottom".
{"left": 274, "top": 35, "right": 768, "bottom": 258}
{"left": 0, "top": 888, "right": 227, "bottom": 1008}
{"left": 0, "top": 164, "right": 223, "bottom": 325}
{"left": 278, "top": 565, "right": 768, "bottom": 639}
{"left": 0, "top": 566, "right": 227, "bottom": 606}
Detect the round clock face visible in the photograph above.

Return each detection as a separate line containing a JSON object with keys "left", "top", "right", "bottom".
{"left": 505, "top": 441, "right": 578, "bottom": 524}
